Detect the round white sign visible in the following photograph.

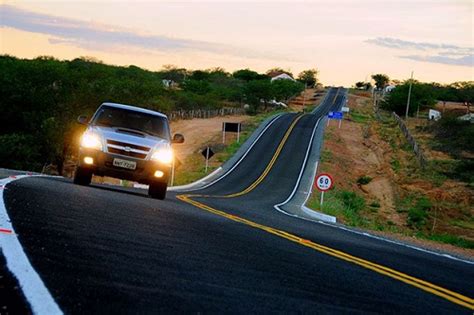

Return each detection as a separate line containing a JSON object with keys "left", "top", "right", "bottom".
{"left": 315, "top": 174, "right": 333, "bottom": 192}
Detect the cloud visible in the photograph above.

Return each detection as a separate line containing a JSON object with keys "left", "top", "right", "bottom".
{"left": 0, "top": 4, "right": 280, "bottom": 61}
{"left": 400, "top": 54, "right": 473, "bottom": 67}
{"left": 366, "top": 37, "right": 473, "bottom": 67}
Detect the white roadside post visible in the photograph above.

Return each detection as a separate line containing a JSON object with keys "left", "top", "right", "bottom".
{"left": 405, "top": 71, "right": 414, "bottom": 119}
{"left": 205, "top": 148, "right": 210, "bottom": 173}
{"left": 237, "top": 123, "right": 241, "bottom": 143}
{"left": 315, "top": 173, "right": 333, "bottom": 210}
{"left": 170, "top": 157, "right": 175, "bottom": 187}
{"left": 202, "top": 146, "right": 214, "bottom": 174}
{"left": 341, "top": 106, "right": 350, "bottom": 129}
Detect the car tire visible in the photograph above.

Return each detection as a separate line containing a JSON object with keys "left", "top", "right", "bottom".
{"left": 149, "top": 182, "right": 167, "bottom": 200}
{"left": 73, "top": 166, "right": 92, "bottom": 186}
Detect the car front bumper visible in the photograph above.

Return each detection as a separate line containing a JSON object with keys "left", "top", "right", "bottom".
{"left": 77, "top": 148, "right": 171, "bottom": 184}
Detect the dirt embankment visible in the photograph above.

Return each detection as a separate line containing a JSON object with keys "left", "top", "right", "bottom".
{"left": 170, "top": 115, "right": 249, "bottom": 163}
{"left": 314, "top": 92, "right": 473, "bottom": 257}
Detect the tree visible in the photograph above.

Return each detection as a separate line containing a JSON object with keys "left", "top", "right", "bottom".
{"left": 382, "top": 81, "right": 436, "bottom": 116}
{"left": 159, "top": 64, "right": 187, "bottom": 83}
{"left": 355, "top": 81, "right": 365, "bottom": 89}
{"left": 297, "top": 69, "right": 318, "bottom": 87}
{"left": 355, "top": 81, "right": 372, "bottom": 90}
{"left": 371, "top": 74, "right": 390, "bottom": 90}
{"left": 232, "top": 69, "right": 264, "bottom": 82}
{"left": 271, "top": 79, "right": 304, "bottom": 101}
{"left": 189, "top": 70, "right": 210, "bottom": 81}
{"left": 265, "top": 67, "right": 293, "bottom": 78}
{"left": 243, "top": 80, "right": 273, "bottom": 111}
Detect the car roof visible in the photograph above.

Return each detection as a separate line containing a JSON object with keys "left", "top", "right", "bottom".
{"left": 101, "top": 102, "right": 168, "bottom": 119}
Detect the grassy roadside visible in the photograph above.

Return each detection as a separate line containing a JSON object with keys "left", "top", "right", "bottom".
{"left": 172, "top": 110, "right": 284, "bottom": 186}
{"left": 307, "top": 93, "right": 474, "bottom": 252}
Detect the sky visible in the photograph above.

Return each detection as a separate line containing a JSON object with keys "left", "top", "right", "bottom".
{"left": 1, "top": 0, "right": 472, "bottom": 86}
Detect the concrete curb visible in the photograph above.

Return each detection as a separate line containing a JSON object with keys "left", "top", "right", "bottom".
{"left": 275, "top": 89, "right": 346, "bottom": 223}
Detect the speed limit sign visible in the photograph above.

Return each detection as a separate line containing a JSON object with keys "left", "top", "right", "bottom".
{"left": 315, "top": 173, "right": 333, "bottom": 192}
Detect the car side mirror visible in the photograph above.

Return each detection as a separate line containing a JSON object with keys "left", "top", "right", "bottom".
{"left": 77, "top": 115, "right": 89, "bottom": 125}
{"left": 172, "top": 133, "right": 185, "bottom": 144}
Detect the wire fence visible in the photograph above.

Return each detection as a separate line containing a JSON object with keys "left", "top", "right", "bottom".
{"left": 166, "top": 107, "right": 245, "bottom": 121}
{"left": 392, "top": 112, "right": 427, "bottom": 169}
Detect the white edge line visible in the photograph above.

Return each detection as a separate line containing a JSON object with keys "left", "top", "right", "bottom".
{"left": 273, "top": 93, "right": 474, "bottom": 265}
{"left": 167, "top": 167, "right": 223, "bottom": 191}
{"left": 0, "top": 174, "right": 63, "bottom": 314}
{"left": 175, "top": 113, "right": 286, "bottom": 192}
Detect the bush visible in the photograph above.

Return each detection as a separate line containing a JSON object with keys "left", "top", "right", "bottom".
{"left": 338, "top": 191, "right": 366, "bottom": 213}
{"left": 357, "top": 175, "right": 373, "bottom": 185}
{"left": 0, "top": 133, "right": 43, "bottom": 171}
{"left": 424, "top": 234, "right": 474, "bottom": 249}
{"left": 407, "top": 196, "right": 432, "bottom": 229}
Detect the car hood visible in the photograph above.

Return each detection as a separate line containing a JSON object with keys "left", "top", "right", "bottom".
{"left": 92, "top": 126, "right": 169, "bottom": 149}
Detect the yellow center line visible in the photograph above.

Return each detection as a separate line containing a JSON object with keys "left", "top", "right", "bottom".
{"left": 177, "top": 88, "right": 473, "bottom": 310}
{"left": 177, "top": 195, "right": 474, "bottom": 310}
{"left": 186, "top": 113, "right": 305, "bottom": 199}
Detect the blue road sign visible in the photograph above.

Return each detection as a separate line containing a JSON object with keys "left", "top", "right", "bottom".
{"left": 328, "top": 111, "right": 343, "bottom": 120}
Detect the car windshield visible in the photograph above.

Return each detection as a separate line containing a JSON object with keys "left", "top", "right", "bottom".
{"left": 93, "top": 105, "right": 170, "bottom": 139}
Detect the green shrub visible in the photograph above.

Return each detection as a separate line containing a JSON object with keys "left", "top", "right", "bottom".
{"left": 357, "top": 175, "right": 373, "bottom": 185}
{"left": 390, "top": 159, "right": 401, "bottom": 172}
{"left": 0, "top": 133, "right": 42, "bottom": 171}
{"left": 407, "top": 196, "right": 432, "bottom": 229}
{"left": 369, "top": 201, "right": 381, "bottom": 208}
{"left": 422, "top": 234, "right": 474, "bottom": 249}
{"left": 338, "top": 191, "right": 366, "bottom": 213}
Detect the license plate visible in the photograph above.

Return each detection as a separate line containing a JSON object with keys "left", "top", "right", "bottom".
{"left": 113, "top": 158, "right": 137, "bottom": 170}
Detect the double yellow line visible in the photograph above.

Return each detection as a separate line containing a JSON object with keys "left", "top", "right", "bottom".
{"left": 177, "top": 195, "right": 473, "bottom": 309}
{"left": 177, "top": 97, "right": 473, "bottom": 310}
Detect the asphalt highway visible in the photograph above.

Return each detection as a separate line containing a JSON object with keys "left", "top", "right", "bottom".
{"left": 1, "top": 88, "right": 473, "bottom": 313}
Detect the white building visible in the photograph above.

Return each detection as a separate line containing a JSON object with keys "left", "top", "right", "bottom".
{"left": 270, "top": 73, "right": 296, "bottom": 82}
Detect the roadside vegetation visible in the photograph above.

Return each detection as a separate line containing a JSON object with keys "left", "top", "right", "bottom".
{"left": 308, "top": 83, "right": 473, "bottom": 252}
{"left": 0, "top": 55, "right": 318, "bottom": 174}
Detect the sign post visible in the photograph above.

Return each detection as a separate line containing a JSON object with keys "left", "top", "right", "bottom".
{"left": 328, "top": 111, "right": 344, "bottom": 129}
{"left": 170, "top": 157, "right": 175, "bottom": 186}
{"left": 315, "top": 173, "right": 333, "bottom": 209}
{"left": 201, "top": 147, "right": 215, "bottom": 173}
{"left": 222, "top": 122, "right": 242, "bottom": 144}
{"left": 169, "top": 158, "right": 181, "bottom": 187}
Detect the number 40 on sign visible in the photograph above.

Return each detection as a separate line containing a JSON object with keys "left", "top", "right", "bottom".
{"left": 315, "top": 173, "right": 333, "bottom": 208}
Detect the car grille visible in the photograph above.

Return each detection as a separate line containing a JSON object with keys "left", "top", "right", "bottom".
{"left": 106, "top": 140, "right": 151, "bottom": 160}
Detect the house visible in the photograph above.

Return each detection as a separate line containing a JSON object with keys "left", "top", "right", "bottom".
{"left": 162, "top": 79, "right": 178, "bottom": 89}
{"left": 458, "top": 113, "right": 474, "bottom": 123}
{"left": 384, "top": 85, "right": 396, "bottom": 93}
{"left": 270, "top": 73, "right": 296, "bottom": 82}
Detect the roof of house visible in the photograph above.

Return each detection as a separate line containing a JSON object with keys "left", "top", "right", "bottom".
{"left": 270, "top": 73, "right": 296, "bottom": 82}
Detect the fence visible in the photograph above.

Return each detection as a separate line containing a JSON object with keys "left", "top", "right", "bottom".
{"left": 391, "top": 112, "right": 427, "bottom": 168}
{"left": 166, "top": 107, "right": 245, "bottom": 121}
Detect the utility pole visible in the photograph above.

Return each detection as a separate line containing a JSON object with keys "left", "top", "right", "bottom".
{"left": 405, "top": 71, "right": 414, "bottom": 119}
{"left": 302, "top": 83, "right": 307, "bottom": 112}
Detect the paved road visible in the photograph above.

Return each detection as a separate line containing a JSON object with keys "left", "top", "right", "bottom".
{"left": 1, "top": 88, "right": 473, "bottom": 313}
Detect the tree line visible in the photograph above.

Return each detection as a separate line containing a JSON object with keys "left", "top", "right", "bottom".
{"left": 354, "top": 74, "right": 473, "bottom": 116}
{"left": 0, "top": 55, "right": 317, "bottom": 173}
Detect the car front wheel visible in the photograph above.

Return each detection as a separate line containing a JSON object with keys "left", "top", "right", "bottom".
{"left": 73, "top": 166, "right": 92, "bottom": 185}
{"left": 148, "top": 181, "right": 167, "bottom": 200}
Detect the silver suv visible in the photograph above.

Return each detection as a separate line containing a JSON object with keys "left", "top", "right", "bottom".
{"left": 74, "top": 102, "right": 184, "bottom": 199}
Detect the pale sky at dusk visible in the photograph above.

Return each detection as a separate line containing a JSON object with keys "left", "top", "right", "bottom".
{"left": 1, "top": 0, "right": 472, "bottom": 86}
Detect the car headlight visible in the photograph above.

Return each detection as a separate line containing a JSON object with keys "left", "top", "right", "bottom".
{"left": 81, "top": 132, "right": 102, "bottom": 150}
{"left": 151, "top": 148, "right": 173, "bottom": 164}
